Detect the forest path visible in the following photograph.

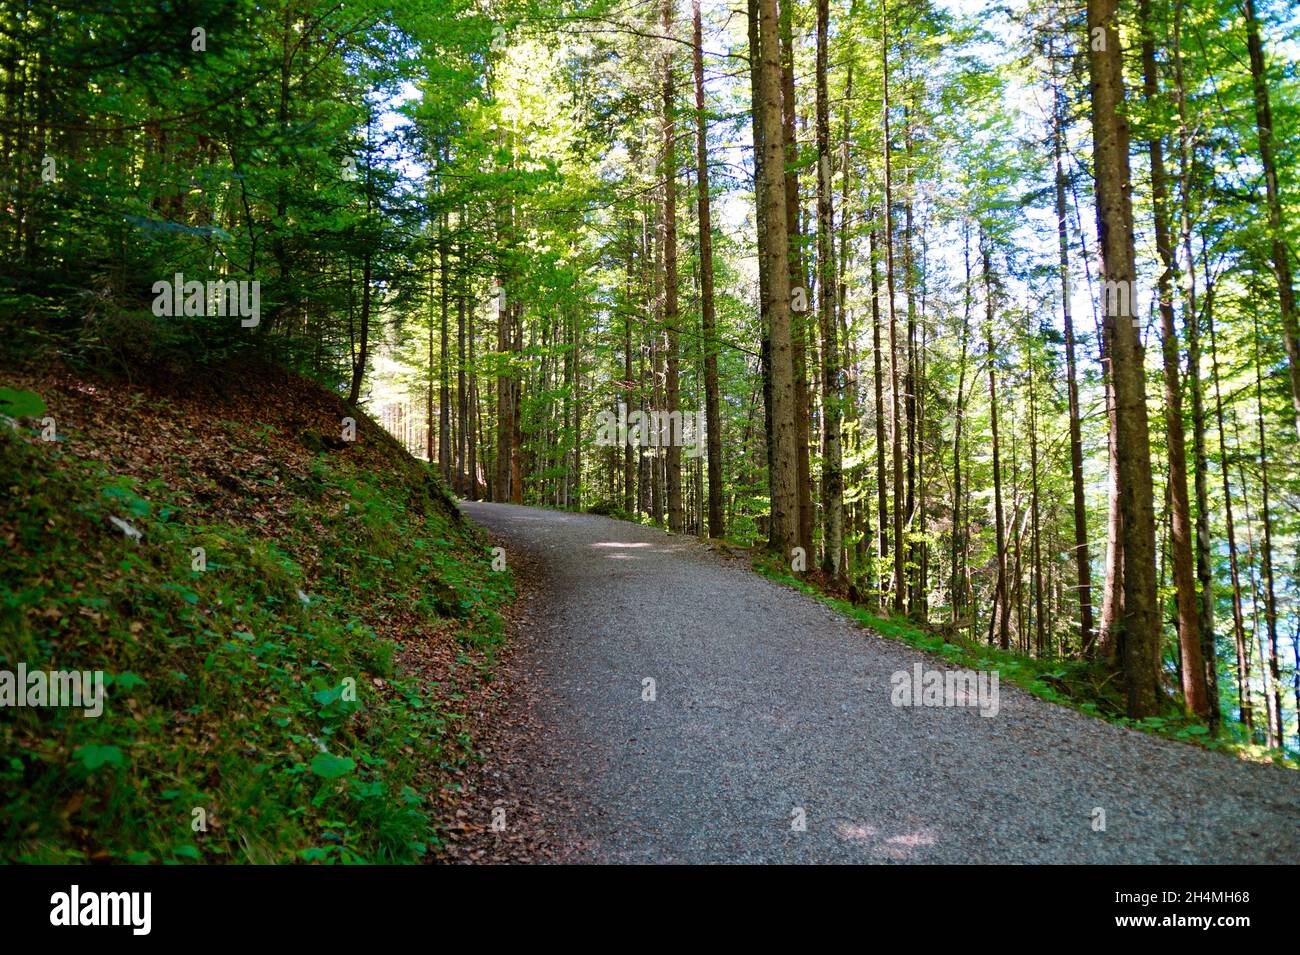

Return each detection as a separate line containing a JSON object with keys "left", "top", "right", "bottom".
{"left": 460, "top": 501, "right": 1299, "bottom": 863}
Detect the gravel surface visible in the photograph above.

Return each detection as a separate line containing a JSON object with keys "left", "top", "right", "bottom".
{"left": 459, "top": 501, "right": 1300, "bottom": 864}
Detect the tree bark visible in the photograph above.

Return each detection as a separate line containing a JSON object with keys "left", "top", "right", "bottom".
{"left": 624, "top": 226, "right": 637, "bottom": 515}
{"left": 662, "top": 0, "right": 684, "bottom": 533}
{"left": 752, "top": 0, "right": 799, "bottom": 553}
{"left": 779, "top": 0, "right": 814, "bottom": 557}
{"left": 951, "top": 223, "right": 973, "bottom": 630}
{"left": 693, "top": 0, "right": 725, "bottom": 539}
{"left": 815, "top": 0, "right": 843, "bottom": 576}
{"left": 982, "top": 237, "right": 1010, "bottom": 650}
{"left": 1173, "top": 14, "right": 1217, "bottom": 725}
{"left": 1139, "top": 0, "right": 1207, "bottom": 718}
{"left": 494, "top": 280, "right": 512, "bottom": 502}
{"left": 1052, "top": 44, "right": 1094, "bottom": 653}
{"left": 438, "top": 209, "right": 452, "bottom": 484}
{"left": 1243, "top": 0, "right": 1300, "bottom": 441}
{"left": 882, "top": 3, "right": 905, "bottom": 610}
{"left": 1087, "top": 0, "right": 1163, "bottom": 716}
{"left": 1030, "top": 351, "right": 1045, "bottom": 656}
{"left": 1252, "top": 307, "right": 1283, "bottom": 746}
{"left": 870, "top": 221, "right": 889, "bottom": 608}
{"left": 347, "top": 249, "right": 372, "bottom": 406}
{"left": 456, "top": 230, "right": 468, "bottom": 495}
{"left": 1207, "top": 281, "right": 1251, "bottom": 729}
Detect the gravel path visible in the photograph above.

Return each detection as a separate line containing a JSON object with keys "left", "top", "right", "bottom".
{"left": 460, "top": 501, "right": 1299, "bottom": 864}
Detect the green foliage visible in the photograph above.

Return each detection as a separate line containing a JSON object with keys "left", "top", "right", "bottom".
{"left": 3, "top": 0, "right": 1298, "bottom": 778}
{"left": 0, "top": 414, "right": 512, "bottom": 863}
{"left": 0, "top": 388, "right": 47, "bottom": 418}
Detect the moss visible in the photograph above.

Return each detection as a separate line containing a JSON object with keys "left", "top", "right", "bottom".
{"left": 0, "top": 381, "right": 514, "bottom": 864}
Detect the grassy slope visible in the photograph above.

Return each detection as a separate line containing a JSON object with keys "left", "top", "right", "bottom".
{"left": 0, "top": 361, "right": 511, "bottom": 863}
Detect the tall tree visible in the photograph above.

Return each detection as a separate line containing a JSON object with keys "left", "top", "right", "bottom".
{"left": 1051, "top": 34, "right": 1094, "bottom": 653}
{"left": 1243, "top": 0, "right": 1300, "bottom": 440}
{"left": 753, "top": 0, "right": 799, "bottom": 553}
{"left": 982, "top": 237, "right": 1010, "bottom": 650}
{"left": 816, "top": 0, "right": 844, "bottom": 576}
{"left": 1087, "top": 0, "right": 1163, "bottom": 716}
{"left": 882, "top": 2, "right": 906, "bottom": 609}
{"left": 661, "top": 0, "right": 684, "bottom": 533}
{"left": 692, "top": 0, "right": 725, "bottom": 539}
{"left": 779, "top": 0, "right": 814, "bottom": 557}
{"left": 1138, "top": 0, "right": 1207, "bottom": 718}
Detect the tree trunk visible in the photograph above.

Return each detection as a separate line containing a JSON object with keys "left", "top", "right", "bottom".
{"left": 456, "top": 232, "right": 468, "bottom": 495}
{"left": 662, "top": 0, "right": 683, "bottom": 533}
{"left": 752, "top": 0, "right": 799, "bottom": 553}
{"left": 903, "top": 104, "right": 919, "bottom": 617}
{"left": 347, "top": 249, "right": 372, "bottom": 406}
{"left": 1252, "top": 307, "right": 1283, "bottom": 747}
{"left": 1087, "top": 0, "right": 1163, "bottom": 717}
{"left": 438, "top": 213, "right": 452, "bottom": 483}
{"left": 624, "top": 227, "right": 637, "bottom": 515}
{"left": 779, "top": 1, "right": 814, "bottom": 557}
{"left": 427, "top": 250, "right": 437, "bottom": 463}
{"left": 982, "top": 237, "right": 1010, "bottom": 651}
{"left": 467, "top": 273, "right": 478, "bottom": 501}
{"left": 1139, "top": 0, "right": 1207, "bottom": 718}
{"left": 951, "top": 223, "right": 973, "bottom": 630}
{"left": 693, "top": 0, "right": 725, "bottom": 539}
{"left": 748, "top": 0, "right": 776, "bottom": 543}
{"left": 882, "top": 4, "right": 905, "bottom": 610}
{"left": 1207, "top": 282, "right": 1251, "bottom": 729}
{"left": 870, "top": 222, "right": 889, "bottom": 608}
{"left": 1173, "top": 13, "right": 1218, "bottom": 726}
{"left": 1243, "top": 0, "right": 1300, "bottom": 441}
{"left": 494, "top": 280, "right": 512, "bottom": 502}
{"left": 1030, "top": 354, "right": 1045, "bottom": 656}
{"left": 815, "top": 0, "right": 843, "bottom": 577}
{"left": 1052, "top": 47, "right": 1094, "bottom": 653}
{"left": 572, "top": 308, "right": 583, "bottom": 510}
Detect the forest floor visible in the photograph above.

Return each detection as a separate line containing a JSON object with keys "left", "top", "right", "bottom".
{"left": 0, "top": 360, "right": 513, "bottom": 863}
{"left": 454, "top": 501, "right": 1300, "bottom": 863}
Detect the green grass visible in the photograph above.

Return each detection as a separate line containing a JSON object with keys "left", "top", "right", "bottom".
{"left": 0, "top": 414, "right": 513, "bottom": 863}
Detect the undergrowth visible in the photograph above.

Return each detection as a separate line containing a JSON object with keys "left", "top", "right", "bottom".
{"left": 0, "top": 383, "right": 512, "bottom": 863}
